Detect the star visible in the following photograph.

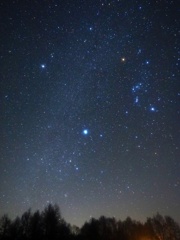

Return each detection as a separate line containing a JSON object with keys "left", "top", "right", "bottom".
{"left": 150, "top": 107, "right": 156, "bottom": 112}
{"left": 135, "top": 96, "right": 139, "bottom": 103}
{"left": 132, "top": 83, "right": 143, "bottom": 93}
{"left": 1, "top": 0, "right": 179, "bottom": 229}
{"left": 82, "top": 129, "right": 89, "bottom": 135}
{"left": 41, "top": 64, "right": 46, "bottom": 69}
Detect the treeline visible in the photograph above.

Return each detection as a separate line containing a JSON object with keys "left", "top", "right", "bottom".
{"left": 0, "top": 204, "right": 180, "bottom": 240}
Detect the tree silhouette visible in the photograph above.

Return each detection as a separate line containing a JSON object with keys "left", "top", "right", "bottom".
{"left": 81, "top": 218, "right": 100, "bottom": 240}
{"left": 42, "top": 203, "right": 72, "bottom": 240}
{"left": 0, "top": 215, "right": 11, "bottom": 240}
{"left": 29, "top": 210, "right": 43, "bottom": 240}
{"left": 42, "top": 204, "right": 61, "bottom": 239}
{"left": 146, "top": 213, "right": 180, "bottom": 240}
{"left": 9, "top": 216, "right": 21, "bottom": 240}
{"left": 0, "top": 206, "right": 179, "bottom": 240}
{"left": 164, "top": 216, "right": 180, "bottom": 240}
{"left": 21, "top": 209, "right": 32, "bottom": 240}
{"left": 97, "top": 216, "right": 117, "bottom": 240}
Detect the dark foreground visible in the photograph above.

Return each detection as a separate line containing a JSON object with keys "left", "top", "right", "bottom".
{"left": 0, "top": 204, "right": 179, "bottom": 240}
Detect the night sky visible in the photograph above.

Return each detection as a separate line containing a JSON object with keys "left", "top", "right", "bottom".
{"left": 0, "top": 0, "right": 179, "bottom": 227}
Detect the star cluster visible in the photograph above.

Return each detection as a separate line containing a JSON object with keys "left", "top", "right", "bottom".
{"left": 0, "top": 0, "right": 179, "bottom": 226}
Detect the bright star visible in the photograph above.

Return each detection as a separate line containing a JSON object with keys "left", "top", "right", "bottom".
{"left": 121, "top": 57, "right": 126, "bottom": 62}
{"left": 83, "top": 129, "right": 89, "bottom": 135}
{"left": 41, "top": 64, "right": 46, "bottom": 68}
{"left": 150, "top": 107, "right": 156, "bottom": 112}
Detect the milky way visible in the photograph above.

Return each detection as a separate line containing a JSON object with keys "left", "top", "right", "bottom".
{"left": 0, "top": 0, "right": 179, "bottom": 226}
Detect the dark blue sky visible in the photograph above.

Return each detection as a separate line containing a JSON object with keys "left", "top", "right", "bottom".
{"left": 0, "top": 0, "right": 179, "bottom": 226}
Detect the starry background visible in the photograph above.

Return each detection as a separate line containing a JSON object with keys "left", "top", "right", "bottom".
{"left": 0, "top": 0, "right": 179, "bottom": 226}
